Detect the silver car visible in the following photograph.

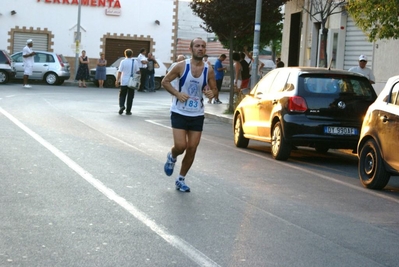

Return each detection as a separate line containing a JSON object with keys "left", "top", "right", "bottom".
{"left": 11, "top": 51, "right": 70, "bottom": 85}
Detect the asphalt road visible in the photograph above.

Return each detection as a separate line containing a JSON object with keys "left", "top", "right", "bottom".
{"left": 1, "top": 82, "right": 399, "bottom": 267}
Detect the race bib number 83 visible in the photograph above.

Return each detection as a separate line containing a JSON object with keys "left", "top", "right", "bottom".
{"left": 177, "top": 96, "right": 200, "bottom": 112}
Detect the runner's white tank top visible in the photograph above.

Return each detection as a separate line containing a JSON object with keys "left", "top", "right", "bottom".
{"left": 170, "top": 59, "right": 208, "bottom": 117}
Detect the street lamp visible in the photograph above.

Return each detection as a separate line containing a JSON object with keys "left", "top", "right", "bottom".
{"left": 74, "top": 0, "right": 82, "bottom": 81}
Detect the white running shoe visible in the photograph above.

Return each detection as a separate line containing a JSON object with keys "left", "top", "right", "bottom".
{"left": 23, "top": 84, "right": 32, "bottom": 88}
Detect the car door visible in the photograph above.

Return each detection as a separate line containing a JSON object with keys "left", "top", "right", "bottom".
{"left": 242, "top": 70, "right": 278, "bottom": 138}
{"left": 257, "top": 69, "right": 289, "bottom": 138}
{"left": 379, "top": 81, "right": 399, "bottom": 170}
{"left": 11, "top": 52, "right": 24, "bottom": 79}
{"left": 32, "top": 52, "right": 51, "bottom": 79}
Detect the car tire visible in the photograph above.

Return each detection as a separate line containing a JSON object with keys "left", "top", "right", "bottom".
{"left": 154, "top": 77, "right": 162, "bottom": 90}
{"left": 271, "top": 121, "right": 291, "bottom": 161}
{"left": 234, "top": 115, "right": 249, "bottom": 148}
{"left": 358, "top": 139, "right": 391, "bottom": 190}
{"left": 45, "top": 72, "right": 60, "bottom": 85}
{"left": 104, "top": 76, "right": 116, "bottom": 88}
{"left": 0, "top": 70, "right": 9, "bottom": 84}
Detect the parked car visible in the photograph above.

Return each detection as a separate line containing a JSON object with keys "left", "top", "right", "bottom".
{"left": 357, "top": 75, "right": 399, "bottom": 190}
{"left": 0, "top": 49, "right": 16, "bottom": 84}
{"left": 11, "top": 51, "right": 70, "bottom": 85}
{"left": 89, "top": 57, "right": 167, "bottom": 89}
{"left": 233, "top": 67, "right": 377, "bottom": 161}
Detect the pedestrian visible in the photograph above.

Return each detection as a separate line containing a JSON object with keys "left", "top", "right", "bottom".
{"left": 243, "top": 46, "right": 264, "bottom": 84}
{"left": 76, "top": 50, "right": 90, "bottom": 87}
{"left": 276, "top": 57, "right": 285, "bottom": 68}
{"left": 22, "top": 39, "right": 35, "bottom": 88}
{"left": 167, "top": 55, "right": 185, "bottom": 90}
{"left": 146, "top": 52, "right": 158, "bottom": 92}
{"left": 233, "top": 52, "right": 242, "bottom": 90}
{"left": 95, "top": 52, "right": 107, "bottom": 88}
{"left": 137, "top": 48, "right": 148, "bottom": 92}
{"left": 161, "top": 37, "right": 216, "bottom": 192}
{"left": 212, "top": 53, "right": 227, "bottom": 104}
{"left": 240, "top": 52, "right": 250, "bottom": 89}
{"left": 115, "top": 49, "right": 140, "bottom": 115}
{"left": 348, "top": 55, "right": 375, "bottom": 84}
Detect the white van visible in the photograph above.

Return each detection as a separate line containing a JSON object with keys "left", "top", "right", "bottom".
{"left": 89, "top": 57, "right": 167, "bottom": 89}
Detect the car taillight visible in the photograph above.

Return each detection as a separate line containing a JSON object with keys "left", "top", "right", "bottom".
{"left": 56, "top": 55, "right": 65, "bottom": 67}
{"left": 288, "top": 96, "right": 307, "bottom": 112}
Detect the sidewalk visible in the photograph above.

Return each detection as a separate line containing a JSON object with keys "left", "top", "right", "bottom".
{"left": 204, "top": 91, "right": 234, "bottom": 124}
{"left": 65, "top": 80, "right": 234, "bottom": 124}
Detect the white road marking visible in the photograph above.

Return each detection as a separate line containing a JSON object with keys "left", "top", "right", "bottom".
{"left": 146, "top": 119, "right": 171, "bottom": 129}
{"left": 0, "top": 107, "right": 220, "bottom": 267}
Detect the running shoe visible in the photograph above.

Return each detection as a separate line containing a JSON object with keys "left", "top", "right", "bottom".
{"left": 23, "top": 84, "right": 32, "bottom": 88}
{"left": 164, "top": 151, "right": 176, "bottom": 176}
{"left": 175, "top": 178, "right": 190, "bottom": 192}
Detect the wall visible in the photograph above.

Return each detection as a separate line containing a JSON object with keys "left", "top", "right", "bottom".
{"left": 282, "top": 0, "right": 399, "bottom": 94}
{"left": 1, "top": 0, "right": 176, "bottom": 69}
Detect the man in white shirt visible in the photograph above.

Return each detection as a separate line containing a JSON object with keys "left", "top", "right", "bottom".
{"left": 348, "top": 55, "right": 375, "bottom": 84}
{"left": 137, "top": 48, "right": 148, "bottom": 91}
{"left": 22, "top": 39, "right": 35, "bottom": 88}
{"left": 115, "top": 49, "right": 140, "bottom": 115}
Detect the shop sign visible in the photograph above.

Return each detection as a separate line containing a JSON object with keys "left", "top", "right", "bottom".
{"left": 37, "top": 0, "right": 121, "bottom": 8}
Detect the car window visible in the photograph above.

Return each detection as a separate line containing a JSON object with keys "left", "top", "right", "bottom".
{"left": 300, "top": 75, "right": 374, "bottom": 99}
{"left": 34, "top": 53, "right": 55, "bottom": 63}
{"left": 269, "top": 69, "right": 289, "bottom": 94}
{"left": 389, "top": 82, "right": 399, "bottom": 105}
{"left": 0, "top": 51, "right": 6, "bottom": 63}
{"left": 12, "top": 53, "right": 23, "bottom": 63}
{"left": 254, "top": 69, "right": 278, "bottom": 94}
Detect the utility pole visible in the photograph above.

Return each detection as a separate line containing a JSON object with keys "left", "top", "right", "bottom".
{"left": 74, "top": 0, "right": 82, "bottom": 81}
{"left": 250, "top": 0, "right": 262, "bottom": 88}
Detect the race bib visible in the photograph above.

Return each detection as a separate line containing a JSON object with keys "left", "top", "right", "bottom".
{"left": 177, "top": 96, "right": 201, "bottom": 112}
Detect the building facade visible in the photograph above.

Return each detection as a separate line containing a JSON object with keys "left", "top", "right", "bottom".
{"left": 281, "top": 0, "right": 399, "bottom": 93}
{"left": 1, "top": 0, "right": 178, "bottom": 77}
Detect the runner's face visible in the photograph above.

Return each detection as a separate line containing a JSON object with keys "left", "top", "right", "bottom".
{"left": 191, "top": 40, "right": 206, "bottom": 61}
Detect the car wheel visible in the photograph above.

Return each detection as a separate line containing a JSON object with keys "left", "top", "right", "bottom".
{"left": 0, "top": 70, "right": 9, "bottom": 84}
{"left": 315, "top": 146, "right": 329, "bottom": 153}
{"left": 358, "top": 139, "right": 391, "bottom": 189}
{"left": 45, "top": 72, "right": 59, "bottom": 85}
{"left": 234, "top": 115, "right": 249, "bottom": 148}
{"left": 271, "top": 121, "right": 291, "bottom": 160}
{"left": 104, "top": 76, "right": 116, "bottom": 88}
{"left": 154, "top": 77, "right": 162, "bottom": 90}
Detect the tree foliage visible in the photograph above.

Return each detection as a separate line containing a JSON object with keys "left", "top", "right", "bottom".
{"left": 189, "top": 0, "right": 288, "bottom": 112}
{"left": 346, "top": 0, "right": 399, "bottom": 41}
{"left": 189, "top": 0, "right": 287, "bottom": 51}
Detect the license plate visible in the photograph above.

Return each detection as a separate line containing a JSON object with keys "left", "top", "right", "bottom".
{"left": 324, "top": 126, "right": 358, "bottom": 135}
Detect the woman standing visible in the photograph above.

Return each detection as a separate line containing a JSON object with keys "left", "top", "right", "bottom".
{"left": 146, "top": 52, "right": 158, "bottom": 92}
{"left": 232, "top": 52, "right": 242, "bottom": 90}
{"left": 95, "top": 53, "right": 107, "bottom": 88}
{"left": 76, "top": 50, "right": 90, "bottom": 87}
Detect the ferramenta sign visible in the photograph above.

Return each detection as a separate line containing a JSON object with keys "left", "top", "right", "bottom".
{"left": 37, "top": 0, "right": 121, "bottom": 8}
